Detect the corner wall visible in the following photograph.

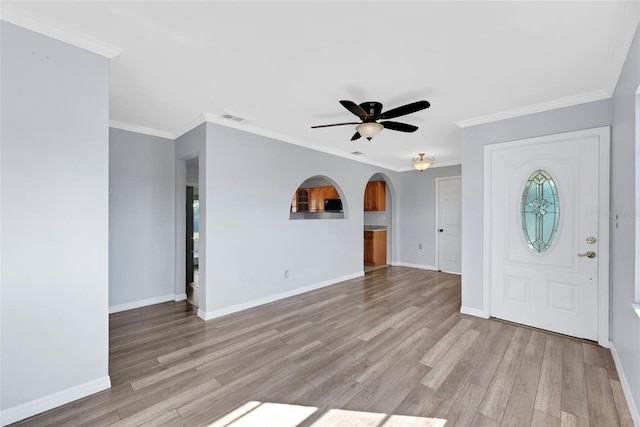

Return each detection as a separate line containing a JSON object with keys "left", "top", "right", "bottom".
{"left": 395, "top": 165, "right": 462, "bottom": 269}
{"left": 610, "top": 23, "right": 640, "bottom": 424}
{"left": 108, "top": 128, "right": 176, "bottom": 312}
{"left": 1, "top": 22, "right": 110, "bottom": 424}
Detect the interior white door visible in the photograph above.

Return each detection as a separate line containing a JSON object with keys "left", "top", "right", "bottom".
{"left": 488, "top": 131, "right": 606, "bottom": 341}
{"left": 437, "top": 177, "right": 461, "bottom": 274}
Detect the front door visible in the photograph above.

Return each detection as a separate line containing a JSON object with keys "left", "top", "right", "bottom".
{"left": 486, "top": 127, "right": 609, "bottom": 341}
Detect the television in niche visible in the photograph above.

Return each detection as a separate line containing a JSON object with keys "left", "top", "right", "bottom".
{"left": 324, "top": 198, "right": 343, "bottom": 212}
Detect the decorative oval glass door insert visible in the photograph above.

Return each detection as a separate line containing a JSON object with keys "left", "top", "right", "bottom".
{"left": 521, "top": 170, "right": 560, "bottom": 253}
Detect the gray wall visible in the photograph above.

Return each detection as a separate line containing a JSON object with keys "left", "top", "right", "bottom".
{"left": 460, "top": 99, "right": 612, "bottom": 311}
{"left": 1, "top": 22, "right": 110, "bottom": 422}
{"left": 395, "top": 165, "right": 462, "bottom": 268}
{"left": 109, "top": 128, "right": 176, "bottom": 310}
{"left": 611, "top": 24, "right": 640, "bottom": 422}
{"left": 175, "top": 124, "right": 208, "bottom": 314}
{"left": 197, "top": 122, "right": 405, "bottom": 317}
{"left": 186, "top": 164, "right": 199, "bottom": 185}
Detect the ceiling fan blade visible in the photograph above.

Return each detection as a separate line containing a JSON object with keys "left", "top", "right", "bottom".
{"left": 381, "top": 121, "right": 418, "bottom": 133}
{"left": 311, "top": 122, "right": 360, "bottom": 128}
{"left": 378, "top": 100, "right": 430, "bottom": 120}
{"left": 351, "top": 132, "right": 362, "bottom": 141}
{"left": 340, "top": 100, "right": 370, "bottom": 120}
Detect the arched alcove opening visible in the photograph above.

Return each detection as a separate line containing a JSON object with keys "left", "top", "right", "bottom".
{"left": 289, "top": 175, "right": 348, "bottom": 220}
{"left": 363, "top": 173, "right": 395, "bottom": 271}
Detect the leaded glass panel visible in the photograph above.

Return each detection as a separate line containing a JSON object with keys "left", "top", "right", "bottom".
{"left": 521, "top": 170, "right": 560, "bottom": 253}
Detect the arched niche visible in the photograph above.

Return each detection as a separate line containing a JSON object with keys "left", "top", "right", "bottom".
{"left": 289, "top": 175, "right": 347, "bottom": 220}
{"left": 363, "top": 173, "right": 396, "bottom": 268}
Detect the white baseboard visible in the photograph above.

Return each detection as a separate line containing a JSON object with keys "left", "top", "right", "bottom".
{"left": 174, "top": 293, "right": 187, "bottom": 302}
{"left": 460, "top": 306, "right": 489, "bottom": 318}
{"left": 109, "top": 294, "right": 176, "bottom": 314}
{"left": 609, "top": 341, "right": 640, "bottom": 427}
{"left": 197, "top": 272, "right": 364, "bottom": 321}
{"left": 393, "top": 262, "right": 438, "bottom": 271}
{"left": 0, "top": 376, "right": 111, "bottom": 426}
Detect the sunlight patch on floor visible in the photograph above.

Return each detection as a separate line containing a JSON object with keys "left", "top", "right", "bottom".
{"left": 206, "top": 401, "right": 317, "bottom": 427}
{"left": 207, "top": 402, "right": 448, "bottom": 427}
{"left": 312, "top": 408, "right": 386, "bottom": 426}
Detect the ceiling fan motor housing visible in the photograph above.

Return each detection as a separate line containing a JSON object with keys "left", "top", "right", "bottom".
{"left": 360, "top": 102, "right": 383, "bottom": 120}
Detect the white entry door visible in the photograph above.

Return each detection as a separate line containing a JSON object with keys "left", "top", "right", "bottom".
{"left": 486, "top": 127, "right": 609, "bottom": 342}
{"left": 437, "top": 177, "right": 461, "bottom": 274}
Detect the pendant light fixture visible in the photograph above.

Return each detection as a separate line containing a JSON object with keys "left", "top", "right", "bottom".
{"left": 411, "top": 153, "right": 434, "bottom": 171}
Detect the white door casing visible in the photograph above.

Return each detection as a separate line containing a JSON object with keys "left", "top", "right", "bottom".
{"left": 437, "top": 177, "right": 462, "bottom": 274}
{"left": 483, "top": 127, "right": 610, "bottom": 345}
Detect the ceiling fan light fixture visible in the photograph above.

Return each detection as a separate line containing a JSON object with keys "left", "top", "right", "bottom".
{"left": 412, "top": 153, "right": 434, "bottom": 171}
{"left": 356, "top": 122, "right": 384, "bottom": 140}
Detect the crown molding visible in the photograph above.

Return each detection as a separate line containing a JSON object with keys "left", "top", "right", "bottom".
{"left": 396, "top": 158, "right": 462, "bottom": 172}
{"left": 605, "top": 1, "right": 640, "bottom": 96}
{"left": 0, "top": 9, "right": 122, "bottom": 59}
{"left": 109, "top": 120, "right": 174, "bottom": 140}
{"left": 455, "top": 90, "right": 611, "bottom": 128}
{"left": 177, "top": 112, "right": 402, "bottom": 171}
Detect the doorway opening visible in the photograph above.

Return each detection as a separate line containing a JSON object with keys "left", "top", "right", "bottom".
{"left": 363, "top": 174, "right": 393, "bottom": 273}
{"left": 186, "top": 186, "right": 199, "bottom": 307}
{"left": 186, "top": 157, "right": 199, "bottom": 308}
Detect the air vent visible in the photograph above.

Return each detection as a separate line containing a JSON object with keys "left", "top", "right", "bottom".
{"left": 222, "top": 113, "right": 246, "bottom": 122}
{"left": 351, "top": 151, "right": 364, "bottom": 156}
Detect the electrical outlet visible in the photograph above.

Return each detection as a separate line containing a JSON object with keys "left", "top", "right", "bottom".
{"left": 418, "top": 243, "right": 422, "bottom": 249}
{"left": 285, "top": 270, "right": 289, "bottom": 278}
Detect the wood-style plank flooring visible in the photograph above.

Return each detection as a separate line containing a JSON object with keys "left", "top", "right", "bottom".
{"left": 13, "top": 267, "right": 633, "bottom": 426}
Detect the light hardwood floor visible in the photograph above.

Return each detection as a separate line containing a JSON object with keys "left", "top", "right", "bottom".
{"left": 14, "top": 267, "right": 633, "bottom": 426}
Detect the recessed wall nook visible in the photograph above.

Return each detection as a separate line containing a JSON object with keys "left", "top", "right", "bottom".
{"left": 289, "top": 176, "right": 346, "bottom": 220}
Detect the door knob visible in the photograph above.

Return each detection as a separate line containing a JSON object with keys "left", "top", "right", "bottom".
{"left": 578, "top": 251, "right": 596, "bottom": 258}
{"left": 439, "top": 229, "right": 444, "bottom": 232}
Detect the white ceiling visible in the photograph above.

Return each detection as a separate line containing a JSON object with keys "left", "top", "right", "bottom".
{"left": 2, "top": 1, "right": 639, "bottom": 171}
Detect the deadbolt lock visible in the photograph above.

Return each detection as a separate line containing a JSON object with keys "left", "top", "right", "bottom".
{"left": 586, "top": 237, "right": 597, "bottom": 244}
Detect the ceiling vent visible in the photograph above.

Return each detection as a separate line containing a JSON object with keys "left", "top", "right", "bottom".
{"left": 222, "top": 113, "right": 246, "bottom": 122}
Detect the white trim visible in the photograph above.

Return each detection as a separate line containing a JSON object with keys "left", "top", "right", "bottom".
{"left": 175, "top": 113, "right": 406, "bottom": 172}
{"left": 483, "top": 126, "right": 611, "bottom": 344}
{"left": 441, "top": 270, "right": 462, "bottom": 276}
{"left": 635, "top": 91, "right": 640, "bottom": 306}
{"left": 109, "top": 294, "right": 176, "bottom": 314}
{"left": 109, "top": 116, "right": 460, "bottom": 172}
{"left": 0, "top": 376, "right": 111, "bottom": 426}
{"left": 393, "top": 262, "right": 438, "bottom": 271}
{"left": 609, "top": 341, "right": 640, "bottom": 427}
{"left": 597, "top": 128, "right": 611, "bottom": 347}
{"left": 396, "top": 159, "right": 462, "bottom": 172}
{"left": 435, "top": 176, "right": 462, "bottom": 274}
{"left": 460, "top": 306, "right": 488, "bottom": 318}
{"left": 0, "top": 11, "right": 121, "bottom": 59}
{"left": 197, "top": 272, "right": 364, "bottom": 321}
{"left": 174, "top": 293, "right": 187, "bottom": 302}
{"left": 109, "top": 121, "right": 174, "bottom": 140}
{"left": 455, "top": 90, "right": 610, "bottom": 128}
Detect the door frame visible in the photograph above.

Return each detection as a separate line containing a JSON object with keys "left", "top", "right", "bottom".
{"left": 435, "top": 176, "right": 462, "bottom": 274}
{"left": 482, "top": 126, "right": 610, "bottom": 346}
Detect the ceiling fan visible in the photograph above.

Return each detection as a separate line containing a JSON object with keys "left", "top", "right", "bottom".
{"left": 311, "top": 99, "right": 430, "bottom": 141}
